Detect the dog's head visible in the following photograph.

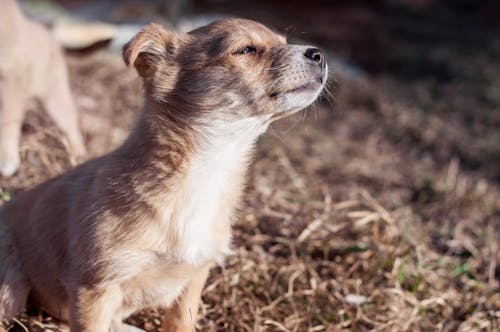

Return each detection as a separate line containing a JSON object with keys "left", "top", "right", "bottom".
{"left": 124, "top": 18, "right": 327, "bottom": 122}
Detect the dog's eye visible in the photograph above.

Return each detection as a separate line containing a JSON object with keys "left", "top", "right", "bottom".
{"left": 238, "top": 46, "right": 257, "bottom": 55}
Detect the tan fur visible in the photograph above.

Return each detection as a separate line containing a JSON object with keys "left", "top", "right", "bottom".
{"left": 0, "top": 0, "right": 85, "bottom": 177}
{"left": 0, "top": 18, "right": 327, "bottom": 331}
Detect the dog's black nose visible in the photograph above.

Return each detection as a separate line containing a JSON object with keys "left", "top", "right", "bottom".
{"left": 304, "top": 48, "right": 324, "bottom": 65}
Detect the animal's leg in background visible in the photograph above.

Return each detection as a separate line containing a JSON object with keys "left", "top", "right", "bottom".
{"left": 42, "top": 61, "right": 86, "bottom": 159}
{"left": 0, "top": 80, "right": 26, "bottom": 177}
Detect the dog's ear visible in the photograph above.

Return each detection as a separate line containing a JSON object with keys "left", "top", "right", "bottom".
{"left": 123, "top": 24, "right": 178, "bottom": 78}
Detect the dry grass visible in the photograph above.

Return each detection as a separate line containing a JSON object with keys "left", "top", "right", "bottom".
{"left": 0, "top": 45, "right": 499, "bottom": 332}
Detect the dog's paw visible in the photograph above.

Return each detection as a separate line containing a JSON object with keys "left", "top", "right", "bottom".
{"left": 0, "top": 154, "right": 20, "bottom": 177}
{"left": 111, "top": 321, "right": 146, "bottom": 332}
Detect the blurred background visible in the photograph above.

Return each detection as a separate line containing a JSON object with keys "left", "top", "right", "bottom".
{"left": 3, "top": 0, "right": 500, "bottom": 331}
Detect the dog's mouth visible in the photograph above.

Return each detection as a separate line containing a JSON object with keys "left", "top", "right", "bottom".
{"left": 286, "top": 78, "right": 323, "bottom": 94}
{"left": 267, "top": 65, "right": 328, "bottom": 119}
{"left": 271, "top": 73, "right": 325, "bottom": 98}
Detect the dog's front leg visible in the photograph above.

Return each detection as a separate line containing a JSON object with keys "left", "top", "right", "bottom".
{"left": 69, "top": 285, "right": 122, "bottom": 332}
{"left": 162, "top": 266, "right": 210, "bottom": 332}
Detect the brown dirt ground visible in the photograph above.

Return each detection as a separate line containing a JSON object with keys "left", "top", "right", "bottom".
{"left": 1, "top": 1, "right": 499, "bottom": 331}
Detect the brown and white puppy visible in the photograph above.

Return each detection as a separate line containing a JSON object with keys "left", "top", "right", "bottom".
{"left": 0, "top": 0, "right": 85, "bottom": 177}
{"left": 0, "top": 18, "right": 327, "bottom": 331}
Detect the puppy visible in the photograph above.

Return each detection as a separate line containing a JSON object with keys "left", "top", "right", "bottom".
{"left": 0, "top": 0, "right": 85, "bottom": 177}
{"left": 0, "top": 18, "right": 327, "bottom": 331}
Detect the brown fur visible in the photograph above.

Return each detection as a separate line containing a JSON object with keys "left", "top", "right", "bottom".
{"left": 0, "top": 18, "right": 327, "bottom": 331}
{"left": 0, "top": 0, "right": 85, "bottom": 177}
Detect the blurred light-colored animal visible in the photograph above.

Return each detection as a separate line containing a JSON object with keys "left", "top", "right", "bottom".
{"left": 0, "top": 0, "right": 85, "bottom": 177}
{"left": 0, "top": 18, "right": 327, "bottom": 331}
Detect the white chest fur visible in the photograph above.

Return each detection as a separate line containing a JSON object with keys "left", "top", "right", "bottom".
{"left": 169, "top": 115, "right": 270, "bottom": 266}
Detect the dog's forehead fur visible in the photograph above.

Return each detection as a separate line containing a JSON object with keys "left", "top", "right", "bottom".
{"left": 188, "top": 18, "right": 286, "bottom": 47}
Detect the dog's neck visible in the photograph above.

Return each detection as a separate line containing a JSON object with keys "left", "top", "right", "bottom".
{"left": 116, "top": 100, "right": 271, "bottom": 190}
{"left": 115, "top": 100, "right": 271, "bottom": 264}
